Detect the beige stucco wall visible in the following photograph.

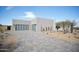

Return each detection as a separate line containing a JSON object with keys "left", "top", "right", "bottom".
{"left": 12, "top": 19, "right": 31, "bottom": 25}
{"left": 36, "top": 18, "right": 55, "bottom": 32}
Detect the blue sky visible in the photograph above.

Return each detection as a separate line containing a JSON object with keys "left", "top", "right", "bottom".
{"left": 0, "top": 6, "right": 79, "bottom": 25}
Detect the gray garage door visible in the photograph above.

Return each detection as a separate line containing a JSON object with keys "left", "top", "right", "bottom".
{"left": 14, "top": 24, "right": 29, "bottom": 30}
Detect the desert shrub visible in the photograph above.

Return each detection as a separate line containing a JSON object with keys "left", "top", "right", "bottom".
{"left": 74, "top": 32, "right": 79, "bottom": 39}
{"left": 0, "top": 33, "right": 5, "bottom": 45}
{"left": 0, "top": 24, "right": 4, "bottom": 33}
{"left": 74, "top": 35, "right": 79, "bottom": 39}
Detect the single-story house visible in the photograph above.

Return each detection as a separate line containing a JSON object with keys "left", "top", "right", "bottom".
{"left": 12, "top": 17, "right": 56, "bottom": 32}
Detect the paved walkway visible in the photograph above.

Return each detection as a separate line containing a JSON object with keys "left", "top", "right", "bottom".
{"left": 10, "top": 31, "right": 79, "bottom": 52}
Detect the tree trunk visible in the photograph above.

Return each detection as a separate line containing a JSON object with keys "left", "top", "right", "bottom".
{"left": 71, "top": 24, "right": 73, "bottom": 33}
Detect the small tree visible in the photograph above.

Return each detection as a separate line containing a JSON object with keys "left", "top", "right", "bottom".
{"left": 56, "top": 21, "right": 66, "bottom": 33}
{"left": 56, "top": 20, "right": 76, "bottom": 33}
{"left": 70, "top": 20, "right": 76, "bottom": 33}
{"left": 56, "top": 25, "right": 60, "bottom": 32}
{"left": 56, "top": 20, "right": 74, "bottom": 33}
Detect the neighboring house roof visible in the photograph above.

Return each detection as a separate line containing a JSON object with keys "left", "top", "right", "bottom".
{"left": 73, "top": 22, "right": 79, "bottom": 30}
{"left": 74, "top": 21, "right": 79, "bottom": 27}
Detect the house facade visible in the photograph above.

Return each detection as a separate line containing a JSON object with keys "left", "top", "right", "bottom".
{"left": 12, "top": 17, "right": 56, "bottom": 32}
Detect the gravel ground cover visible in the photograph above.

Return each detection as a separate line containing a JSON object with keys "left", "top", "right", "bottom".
{"left": 8, "top": 31, "right": 79, "bottom": 52}
{"left": 0, "top": 32, "right": 16, "bottom": 52}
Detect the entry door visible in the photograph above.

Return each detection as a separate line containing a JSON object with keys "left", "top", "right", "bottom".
{"left": 32, "top": 24, "right": 36, "bottom": 31}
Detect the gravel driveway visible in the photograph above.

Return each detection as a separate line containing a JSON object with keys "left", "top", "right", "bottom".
{"left": 9, "top": 31, "right": 79, "bottom": 52}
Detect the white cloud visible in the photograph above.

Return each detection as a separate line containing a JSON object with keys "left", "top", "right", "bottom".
{"left": 6, "top": 6, "right": 14, "bottom": 10}
{"left": 24, "top": 12, "right": 36, "bottom": 18}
